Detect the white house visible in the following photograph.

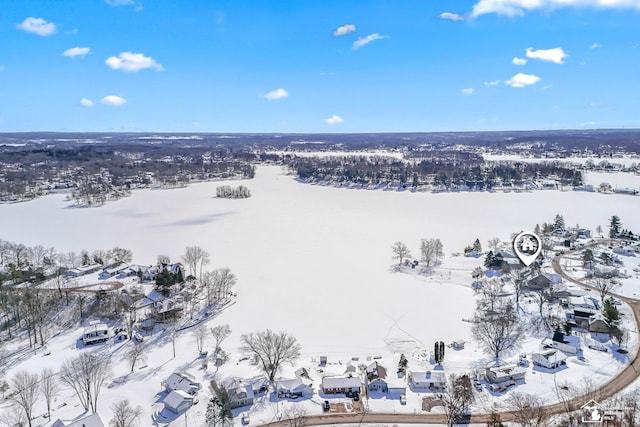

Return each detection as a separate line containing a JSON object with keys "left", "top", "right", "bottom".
{"left": 407, "top": 370, "right": 447, "bottom": 390}
{"left": 544, "top": 331, "right": 581, "bottom": 355}
{"left": 321, "top": 376, "right": 362, "bottom": 394}
{"left": 51, "top": 413, "right": 105, "bottom": 427}
{"left": 532, "top": 349, "right": 567, "bottom": 369}
{"left": 164, "top": 390, "right": 195, "bottom": 413}
{"left": 485, "top": 365, "right": 526, "bottom": 384}
{"left": 82, "top": 321, "right": 110, "bottom": 345}
{"left": 368, "top": 375, "right": 406, "bottom": 395}
{"left": 65, "top": 263, "right": 102, "bottom": 278}
{"left": 162, "top": 372, "right": 201, "bottom": 395}
{"left": 218, "top": 378, "right": 255, "bottom": 409}
{"left": 275, "top": 376, "right": 313, "bottom": 398}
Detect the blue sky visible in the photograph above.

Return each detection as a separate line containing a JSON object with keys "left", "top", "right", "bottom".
{"left": 0, "top": 0, "right": 639, "bottom": 133}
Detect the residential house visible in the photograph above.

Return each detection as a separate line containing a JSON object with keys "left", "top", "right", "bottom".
{"left": 164, "top": 390, "right": 195, "bottom": 413}
{"left": 543, "top": 331, "right": 581, "bottom": 355}
{"left": 589, "top": 314, "right": 611, "bottom": 334}
{"left": 102, "top": 262, "right": 129, "bottom": 277}
{"left": 216, "top": 378, "right": 255, "bottom": 409}
{"left": 321, "top": 376, "right": 362, "bottom": 395}
{"left": 65, "top": 263, "right": 102, "bottom": 278}
{"left": 162, "top": 372, "right": 201, "bottom": 396}
{"left": 274, "top": 376, "right": 313, "bottom": 398}
{"left": 532, "top": 350, "right": 567, "bottom": 369}
{"left": 407, "top": 370, "right": 447, "bottom": 390}
{"left": 485, "top": 365, "right": 526, "bottom": 384}
{"left": 51, "top": 413, "right": 105, "bottom": 427}
{"left": 247, "top": 375, "right": 270, "bottom": 396}
{"left": 82, "top": 321, "right": 110, "bottom": 345}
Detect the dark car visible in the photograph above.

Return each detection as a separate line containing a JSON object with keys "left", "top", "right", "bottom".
{"left": 323, "top": 400, "right": 330, "bottom": 412}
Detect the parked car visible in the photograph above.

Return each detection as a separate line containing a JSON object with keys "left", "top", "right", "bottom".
{"left": 241, "top": 414, "right": 250, "bottom": 425}
{"left": 489, "top": 380, "right": 516, "bottom": 393}
{"left": 399, "top": 394, "right": 407, "bottom": 405}
{"left": 323, "top": 400, "right": 330, "bottom": 412}
{"left": 473, "top": 379, "right": 483, "bottom": 391}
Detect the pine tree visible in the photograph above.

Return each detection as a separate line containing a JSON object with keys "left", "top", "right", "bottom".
{"left": 603, "top": 297, "right": 621, "bottom": 329}
{"left": 473, "top": 238, "right": 482, "bottom": 253}
{"left": 609, "top": 215, "right": 622, "bottom": 238}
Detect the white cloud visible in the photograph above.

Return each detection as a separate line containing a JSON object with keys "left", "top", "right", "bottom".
{"left": 505, "top": 73, "right": 541, "bottom": 88}
{"left": 526, "top": 47, "right": 568, "bottom": 64}
{"left": 325, "top": 115, "right": 344, "bottom": 125}
{"left": 62, "top": 47, "right": 91, "bottom": 57}
{"left": 590, "top": 42, "right": 602, "bottom": 49}
{"left": 462, "top": 88, "right": 475, "bottom": 95}
{"left": 484, "top": 80, "right": 500, "bottom": 86}
{"left": 262, "top": 88, "right": 289, "bottom": 100}
{"left": 333, "top": 24, "right": 356, "bottom": 37}
{"left": 471, "top": 0, "right": 640, "bottom": 17}
{"left": 512, "top": 57, "right": 527, "bottom": 65}
{"left": 105, "top": 0, "right": 134, "bottom": 5}
{"left": 352, "top": 33, "right": 386, "bottom": 50}
{"left": 80, "top": 98, "right": 94, "bottom": 107}
{"left": 15, "top": 17, "right": 57, "bottom": 36}
{"left": 100, "top": 95, "right": 127, "bottom": 106}
{"left": 105, "top": 52, "right": 163, "bottom": 72}
{"left": 439, "top": 12, "right": 465, "bottom": 21}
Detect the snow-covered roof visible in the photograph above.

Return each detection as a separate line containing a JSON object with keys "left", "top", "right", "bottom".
{"left": 275, "top": 376, "right": 311, "bottom": 393}
{"left": 60, "top": 413, "right": 105, "bottom": 427}
{"left": 409, "top": 370, "right": 447, "bottom": 384}
{"left": 535, "top": 349, "right": 567, "bottom": 364}
{"left": 164, "top": 389, "right": 194, "bottom": 408}
{"left": 164, "top": 372, "right": 201, "bottom": 395}
{"left": 321, "top": 376, "right": 361, "bottom": 389}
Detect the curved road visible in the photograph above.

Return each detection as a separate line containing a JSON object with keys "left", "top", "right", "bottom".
{"left": 260, "top": 239, "right": 640, "bottom": 426}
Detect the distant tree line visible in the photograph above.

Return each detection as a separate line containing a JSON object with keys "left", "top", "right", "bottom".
{"left": 288, "top": 155, "right": 582, "bottom": 190}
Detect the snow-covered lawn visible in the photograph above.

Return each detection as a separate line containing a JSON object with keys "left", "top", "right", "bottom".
{"left": 1, "top": 165, "right": 640, "bottom": 426}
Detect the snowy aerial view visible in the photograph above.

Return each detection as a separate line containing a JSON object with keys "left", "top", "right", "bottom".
{"left": 2, "top": 1, "right": 640, "bottom": 427}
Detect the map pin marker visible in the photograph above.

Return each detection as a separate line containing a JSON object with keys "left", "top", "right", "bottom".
{"left": 513, "top": 231, "right": 542, "bottom": 267}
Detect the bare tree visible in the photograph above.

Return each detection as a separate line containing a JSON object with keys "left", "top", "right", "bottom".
{"left": 283, "top": 406, "right": 308, "bottom": 427}
{"left": 211, "top": 324, "right": 231, "bottom": 353}
{"left": 9, "top": 371, "right": 39, "bottom": 427}
{"left": 40, "top": 367, "right": 59, "bottom": 419}
{"left": 488, "top": 237, "right": 501, "bottom": 251}
{"left": 436, "top": 373, "right": 474, "bottom": 427}
{"left": 507, "top": 392, "right": 548, "bottom": 427}
{"left": 59, "top": 352, "right": 111, "bottom": 412}
{"left": 111, "top": 247, "right": 133, "bottom": 264}
{"left": 391, "top": 241, "right": 412, "bottom": 266}
{"left": 478, "top": 278, "right": 505, "bottom": 313}
{"left": 195, "top": 325, "right": 208, "bottom": 353}
{"left": 213, "top": 267, "right": 236, "bottom": 302}
{"left": 127, "top": 342, "right": 147, "bottom": 373}
{"left": 157, "top": 254, "right": 171, "bottom": 265}
{"left": 0, "top": 403, "right": 27, "bottom": 427}
{"left": 239, "top": 329, "right": 301, "bottom": 382}
{"left": 531, "top": 286, "right": 551, "bottom": 316}
{"left": 181, "top": 246, "right": 210, "bottom": 279}
{"left": 593, "top": 278, "right": 620, "bottom": 303}
{"left": 206, "top": 395, "right": 233, "bottom": 427}
{"left": 109, "top": 399, "right": 143, "bottom": 427}
{"left": 472, "top": 301, "right": 524, "bottom": 363}
{"left": 420, "top": 238, "right": 444, "bottom": 269}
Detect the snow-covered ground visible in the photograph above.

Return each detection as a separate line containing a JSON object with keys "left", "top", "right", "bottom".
{"left": 482, "top": 153, "right": 640, "bottom": 168}
{"left": 1, "top": 165, "right": 640, "bottom": 426}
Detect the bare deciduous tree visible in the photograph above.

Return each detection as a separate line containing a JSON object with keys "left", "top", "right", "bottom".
{"left": 109, "top": 399, "right": 143, "bottom": 427}
{"left": 182, "top": 246, "right": 210, "bottom": 279}
{"left": 391, "top": 241, "right": 411, "bottom": 266}
{"left": 10, "top": 371, "right": 39, "bottom": 427}
{"left": 472, "top": 301, "right": 524, "bottom": 363}
{"left": 111, "top": 247, "right": 133, "bottom": 264}
{"left": 436, "top": 373, "right": 474, "bottom": 427}
{"left": 593, "top": 278, "right": 620, "bottom": 303}
{"left": 40, "top": 367, "right": 59, "bottom": 419}
{"left": 60, "top": 353, "right": 111, "bottom": 412}
{"left": 157, "top": 254, "right": 171, "bottom": 265}
{"left": 127, "top": 342, "right": 147, "bottom": 373}
{"left": 239, "top": 329, "right": 301, "bottom": 382}
{"left": 195, "top": 325, "right": 208, "bottom": 353}
{"left": 283, "top": 406, "right": 308, "bottom": 427}
{"left": 211, "top": 324, "right": 231, "bottom": 353}
{"left": 488, "top": 237, "right": 501, "bottom": 251}
{"left": 507, "top": 392, "right": 548, "bottom": 427}
{"left": 420, "top": 238, "right": 444, "bottom": 268}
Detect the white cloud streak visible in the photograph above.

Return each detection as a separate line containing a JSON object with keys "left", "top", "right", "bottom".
{"left": 333, "top": 24, "right": 356, "bottom": 36}
{"left": 262, "top": 88, "right": 289, "bottom": 100}
{"left": 472, "top": 0, "right": 640, "bottom": 17}
{"left": 462, "top": 88, "right": 475, "bottom": 95}
{"left": 484, "top": 80, "right": 500, "bottom": 86}
{"left": 62, "top": 47, "right": 91, "bottom": 57}
{"left": 352, "top": 33, "right": 386, "bottom": 50}
{"left": 512, "top": 57, "right": 527, "bottom": 65}
{"left": 439, "top": 12, "right": 465, "bottom": 21}
{"left": 105, "top": 52, "right": 163, "bottom": 72}
{"left": 80, "top": 98, "right": 94, "bottom": 107}
{"left": 526, "top": 47, "right": 568, "bottom": 64}
{"left": 590, "top": 42, "right": 601, "bottom": 49}
{"left": 15, "top": 17, "right": 57, "bottom": 36}
{"left": 505, "top": 73, "right": 541, "bottom": 88}
{"left": 325, "top": 115, "right": 344, "bottom": 124}
{"left": 100, "top": 95, "right": 127, "bottom": 106}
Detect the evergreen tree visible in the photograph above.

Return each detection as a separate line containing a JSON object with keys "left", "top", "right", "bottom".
{"left": 472, "top": 238, "right": 482, "bottom": 253}
{"left": 603, "top": 297, "right": 621, "bottom": 329}
{"left": 397, "top": 353, "right": 408, "bottom": 374}
{"left": 609, "top": 215, "right": 622, "bottom": 238}
{"left": 553, "top": 214, "right": 565, "bottom": 231}
{"left": 534, "top": 223, "right": 541, "bottom": 235}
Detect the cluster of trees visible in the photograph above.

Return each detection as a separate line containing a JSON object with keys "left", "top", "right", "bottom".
{"left": 289, "top": 153, "right": 583, "bottom": 189}
{"left": 215, "top": 185, "right": 251, "bottom": 199}
{"left": 0, "top": 138, "right": 257, "bottom": 204}
{"left": 391, "top": 238, "right": 444, "bottom": 270}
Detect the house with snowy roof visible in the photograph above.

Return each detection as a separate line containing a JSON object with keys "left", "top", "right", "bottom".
{"left": 407, "top": 370, "right": 447, "bottom": 390}
{"left": 162, "top": 372, "right": 201, "bottom": 395}
{"left": 274, "top": 376, "right": 313, "bottom": 398}
{"left": 532, "top": 349, "right": 567, "bottom": 369}
{"left": 164, "top": 390, "right": 195, "bottom": 413}
{"left": 485, "top": 365, "right": 526, "bottom": 384}
{"left": 321, "top": 376, "right": 362, "bottom": 394}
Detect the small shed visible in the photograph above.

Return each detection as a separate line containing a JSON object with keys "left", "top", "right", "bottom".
{"left": 452, "top": 340, "right": 465, "bottom": 350}
{"left": 164, "top": 390, "right": 194, "bottom": 413}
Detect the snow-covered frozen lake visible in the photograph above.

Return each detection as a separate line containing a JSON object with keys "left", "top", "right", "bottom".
{"left": 2, "top": 165, "right": 640, "bottom": 355}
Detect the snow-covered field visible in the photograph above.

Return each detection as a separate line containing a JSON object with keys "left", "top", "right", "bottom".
{"left": 2, "top": 165, "right": 640, "bottom": 426}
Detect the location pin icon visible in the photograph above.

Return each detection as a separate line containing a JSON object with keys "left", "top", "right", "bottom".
{"left": 513, "top": 231, "right": 542, "bottom": 267}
